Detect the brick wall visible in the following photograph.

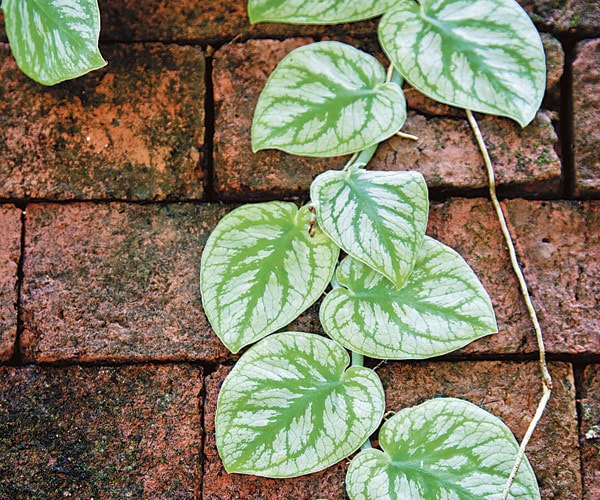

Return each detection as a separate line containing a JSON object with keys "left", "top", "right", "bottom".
{"left": 0, "top": 1, "right": 598, "bottom": 498}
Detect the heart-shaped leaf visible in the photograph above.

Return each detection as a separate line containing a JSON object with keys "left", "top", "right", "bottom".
{"left": 200, "top": 202, "right": 339, "bottom": 353}
{"left": 320, "top": 237, "right": 497, "bottom": 359}
{"left": 252, "top": 41, "right": 407, "bottom": 157}
{"left": 216, "top": 331, "right": 385, "bottom": 477}
{"left": 248, "top": 0, "right": 401, "bottom": 24}
{"left": 378, "top": 0, "right": 546, "bottom": 126}
{"left": 346, "top": 398, "right": 540, "bottom": 499}
{"left": 3, "top": 0, "right": 106, "bottom": 85}
{"left": 311, "top": 169, "right": 428, "bottom": 289}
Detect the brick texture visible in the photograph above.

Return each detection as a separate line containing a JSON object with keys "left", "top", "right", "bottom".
{"left": 0, "top": 364, "right": 202, "bottom": 498}
{"left": 213, "top": 39, "right": 561, "bottom": 201}
{"left": 581, "top": 364, "right": 600, "bottom": 500}
{"left": 573, "top": 39, "right": 600, "bottom": 197}
{"left": 21, "top": 203, "right": 230, "bottom": 363}
{"left": 203, "top": 361, "right": 579, "bottom": 499}
{"left": 0, "top": 205, "right": 21, "bottom": 362}
{"left": 505, "top": 200, "right": 600, "bottom": 354}
{"left": 0, "top": 43, "right": 205, "bottom": 201}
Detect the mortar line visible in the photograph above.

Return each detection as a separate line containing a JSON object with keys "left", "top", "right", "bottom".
{"left": 558, "top": 35, "right": 577, "bottom": 198}
{"left": 7, "top": 205, "right": 26, "bottom": 366}
{"left": 572, "top": 362, "right": 588, "bottom": 498}
{"left": 202, "top": 46, "right": 218, "bottom": 202}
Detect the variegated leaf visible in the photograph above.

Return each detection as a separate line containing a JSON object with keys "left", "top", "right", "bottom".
{"left": 320, "top": 237, "right": 497, "bottom": 359}
{"left": 311, "top": 169, "right": 428, "bottom": 288}
{"left": 216, "top": 331, "right": 385, "bottom": 477}
{"left": 346, "top": 398, "right": 540, "bottom": 499}
{"left": 3, "top": 0, "right": 106, "bottom": 86}
{"left": 200, "top": 202, "right": 339, "bottom": 353}
{"left": 252, "top": 41, "right": 407, "bottom": 157}
{"left": 378, "top": 0, "right": 546, "bottom": 126}
{"left": 248, "top": 0, "right": 400, "bottom": 24}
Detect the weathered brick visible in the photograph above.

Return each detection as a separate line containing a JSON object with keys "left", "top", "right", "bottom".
{"left": 98, "top": 0, "right": 378, "bottom": 42}
{"left": 581, "top": 364, "right": 600, "bottom": 500}
{"left": 0, "top": 43, "right": 205, "bottom": 201}
{"left": 0, "top": 364, "right": 202, "bottom": 498}
{"left": 21, "top": 203, "right": 229, "bottom": 363}
{"left": 518, "top": 0, "right": 600, "bottom": 36}
{"left": 573, "top": 39, "right": 600, "bottom": 197}
{"left": 213, "top": 39, "right": 561, "bottom": 201}
{"left": 505, "top": 200, "right": 600, "bottom": 354}
{"left": 203, "top": 361, "right": 579, "bottom": 499}
{"left": 0, "top": 205, "right": 21, "bottom": 362}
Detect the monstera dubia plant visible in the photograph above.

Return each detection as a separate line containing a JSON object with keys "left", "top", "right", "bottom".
{"left": 201, "top": 0, "right": 551, "bottom": 498}
{"left": 1, "top": 0, "right": 104, "bottom": 85}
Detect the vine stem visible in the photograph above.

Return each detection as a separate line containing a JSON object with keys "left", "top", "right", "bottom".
{"left": 465, "top": 109, "right": 552, "bottom": 499}
{"left": 386, "top": 62, "right": 395, "bottom": 83}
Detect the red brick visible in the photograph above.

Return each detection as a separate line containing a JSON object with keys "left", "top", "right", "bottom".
{"left": 0, "top": 205, "right": 21, "bottom": 362}
{"left": 573, "top": 39, "right": 600, "bottom": 197}
{"left": 505, "top": 200, "right": 600, "bottom": 354}
{"left": 581, "top": 364, "right": 600, "bottom": 500}
{"left": 518, "top": 0, "right": 600, "bottom": 36}
{"left": 21, "top": 203, "right": 230, "bottom": 363}
{"left": 203, "top": 361, "right": 579, "bottom": 499}
{"left": 0, "top": 43, "right": 205, "bottom": 201}
{"left": 0, "top": 364, "right": 202, "bottom": 498}
{"left": 98, "top": 0, "right": 378, "bottom": 42}
{"left": 213, "top": 39, "right": 561, "bottom": 201}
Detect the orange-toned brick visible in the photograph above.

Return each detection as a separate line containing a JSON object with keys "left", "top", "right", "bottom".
{"left": 0, "top": 205, "right": 21, "bottom": 362}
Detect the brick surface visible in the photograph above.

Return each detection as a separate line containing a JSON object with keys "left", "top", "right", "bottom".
{"left": 213, "top": 39, "right": 561, "bottom": 201}
{"left": 581, "top": 364, "right": 600, "bottom": 500}
{"left": 0, "top": 43, "right": 205, "bottom": 201}
{"left": 203, "top": 361, "right": 579, "bottom": 499}
{"left": 21, "top": 203, "right": 229, "bottom": 363}
{"left": 96, "top": 0, "right": 598, "bottom": 42}
{"left": 0, "top": 205, "right": 21, "bottom": 362}
{"left": 519, "top": 0, "right": 600, "bottom": 36}
{"left": 573, "top": 39, "right": 600, "bottom": 197}
{"left": 98, "top": 0, "right": 378, "bottom": 42}
{"left": 0, "top": 364, "right": 202, "bottom": 498}
{"left": 505, "top": 200, "right": 600, "bottom": 354}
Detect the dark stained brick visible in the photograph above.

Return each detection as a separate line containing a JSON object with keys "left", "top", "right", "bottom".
{"left": 98, "top": 0, "right": 378, "bottom": 42}
{"left": 0, "top": 43, "right": 205, "bottom": 201}
{"left": 212, "top": 39, "right": 561, "bottom": 201}
{"left": 203, "top": 361, "right": 579, "bottom": 499}
{"left": 21, "top": 203, "right": 229, "bottom": 363}
{"left": 573, "top": 39, "right": 600, "bottom": 197}
{"left": 0, "top": 364, "right": 202, "bottom": 498}
{"left": 0, "top": 205, "right": 21, "bottom": 362}
{"left": 518, "top": 0, "right": 600, "bottom": 36}
{"left": 505, "top": 200, "right": 600, "bottom": 354}
{"left": 581, "top": 364, "right": 600, "bottom": 500}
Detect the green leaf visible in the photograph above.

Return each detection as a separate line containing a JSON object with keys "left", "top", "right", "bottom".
{"left": 378, "top": 0, "right": 546, "bottom": 126}
{"left": 252, "top": 41, "right": 407, "bottom": 157}
{"left": 311, "top": 169, "right": 428, "bottom": 288}
{"left": 200, "top": 202, "right": 339, "bottom": 353}
{"left": 248, "top": 0, "right": 401, "bottom": 24}
{"left": 346, "top": 398, "right": 540, "bottom": 499}
{"left": 216, "top": 331, "right": 385, "bottom": 477}
{"left": 320, "top": 237, "right": 497, "bottom": 359}
{"left": 3, "top": 0, "right": 106, "bottom": 86}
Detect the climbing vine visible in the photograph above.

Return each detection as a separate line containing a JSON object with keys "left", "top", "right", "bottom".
{"left": 200, "top": 0, "right": 550, "bottom": 497}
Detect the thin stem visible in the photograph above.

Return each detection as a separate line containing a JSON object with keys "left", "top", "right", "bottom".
{"left": 386, "top": 62, "right": 395, "bottom": 83}
{"left": 465, "top": 109, "right": 552, "bottom": 499}
{"left": 351, "top": 351, "right": 364, "bottom": 367}
{"left": 343, "top": 152, "right": 360, "bottom": 171}
{"left": 396, "top": 131, "right": 419, "bottom": 141}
